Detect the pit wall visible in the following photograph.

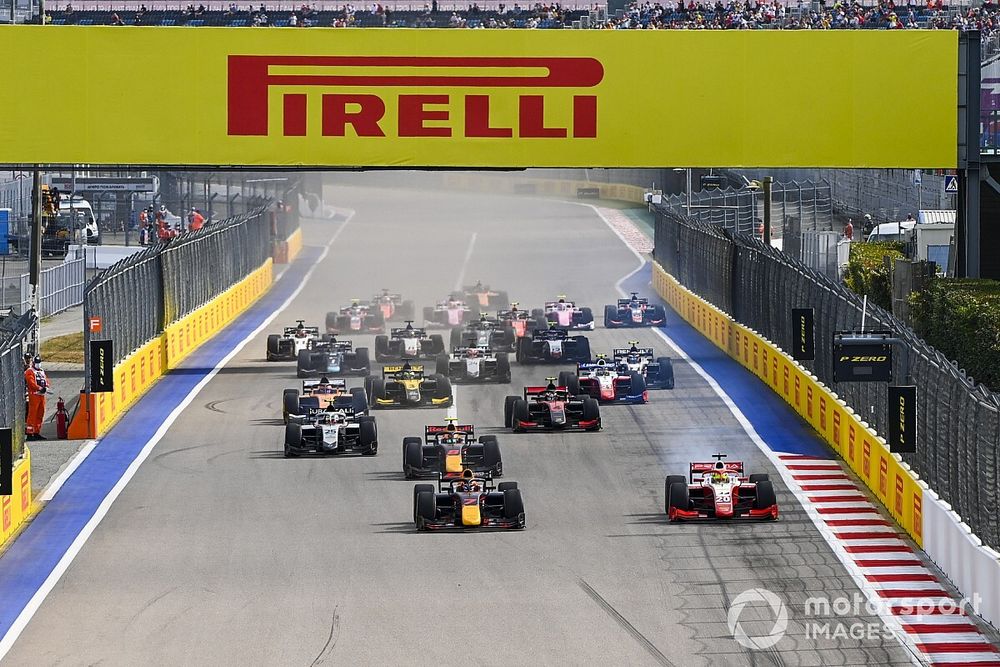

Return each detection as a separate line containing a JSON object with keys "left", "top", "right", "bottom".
{"left": 0, "top": 451, "right": 32, "bottom": 550}
{"left": 69, "top": 260, "right": 273, "bottom": 439}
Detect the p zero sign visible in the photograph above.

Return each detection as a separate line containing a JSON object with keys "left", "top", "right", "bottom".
{"left": 0, "top": 28, "right": 957, "bottom": 168}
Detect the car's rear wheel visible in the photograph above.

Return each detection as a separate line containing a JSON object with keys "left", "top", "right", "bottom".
{"left": 657, "top": 357, "right": 674, "bottom": 389}
{"left": 353, "top": 347, "right": 370, "bottom": 374}
{"left": 648, "top": 304, "right": 667, "bottom": 323}
{"left": 667, "top": 482, "right": 690, "bottom": 519}
{"left": 449, "top": 327, "right": 463, "bottom": 351}
{"left": 664, "top": 475, "right": 686, "bottom": 513}
{"left": 503, "top": 489, "right": 524, "bottom": 523}
{"left": 432, "top": 375, "right": 453, "bottom": 404}
{"left": 296, "top": 349, "right": 311, "bottom": 378}
{"left": 404, "top": 438, "right": 424, "bottom": 478}
{"left": 480, "top": 435, "right": 502, "bottom": 476}
{"left": 358, "top": 417, "right": 377, "bottom": 455}
{"left": 495, "top": 291, "right": 510, "bottom": 310}
{"left": 325, "top": 312, "right": 338, "bottom": 332}
{"left": 503, "top": 395, "right": 520, "bottom": 428}
{"left": 428, "top": 334, "right": 445, "bottom": 355}
{"left": 422, "top": 306, "right": 435, "bottom": 325}
{"left": 749, "top": 473, "right": 770, "bottom": 484}
{"left": 572, "top": 336, "right": 591, "bottom": 363}
{"left": 350, "top": 387, "right": 367, "bottom": 415}
{"left": 266, "top": 334, "right": 280, "bottom": 360}
{"left": 516, "top": 337, "right": 531, "bottom": 364}
{"left": 512, "top": 399, "right": 530, "bottom": 432}
{"left": 530, "top": 308, "right": 544, "bottom": 319}
{"left": 282, "top": 389, "right": 299, "bottom": 422}
{"left": 415, "top": 491, "right": 436, "bottom": 529}
{"left": 629, "top": 371, "right": 647, "bottom": 398}
{"left": 496, "top": 353, "right": 511, "bottom": 383}
{"left": 581, "top": 397, "right": 600, "bottom": 429}
{"left": 604, "top": 304, "right": 618, "bottom": 328}
{"left": 435, "top": 354, "right": 450, "bottom": 377}
{"left": 413, "top": 484, "right": 434, "bottom": 522}
{"left": 578, "top": 307, "right": 594, "bottom": 326}
{"left": 374, "top": 335, "right": 390, "bottom": 361}
{"left": 368, "top": 378, "right": 386, "bottom": 407}
{"left": 284, "top": 422, "right": 302, "bottom": 458}
{"left": 500, "top": 326, "right": 516, "bottom": 349}
{"left": 754, "top": 481, "right": 777, "bottom": 512}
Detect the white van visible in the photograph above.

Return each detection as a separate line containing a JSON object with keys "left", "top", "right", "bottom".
{"left": 56, "top": 197, "right": 101, "bottom": 245}
{"left": 866, "top": 220, "right": 915, "bottom": 243}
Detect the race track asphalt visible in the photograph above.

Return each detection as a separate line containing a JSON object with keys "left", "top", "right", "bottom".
{"left": 4, "top": 183, "right": 916, "bottom": 666}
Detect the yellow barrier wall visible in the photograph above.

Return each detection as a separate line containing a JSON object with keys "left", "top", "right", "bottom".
{"left": 286, "top": 227, "right": 303, "bottom": 263}
{"left": 653, "top": 263, "right": 924, "bottom": 546}
{"left": 0, "top": 450, "right": 33, "bottom": 550}
{"left": 70, "top": 259, "right": 274, "bottom": 439}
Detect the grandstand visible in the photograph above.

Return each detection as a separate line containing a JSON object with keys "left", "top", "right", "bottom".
{"left": 37, "top": 0, "right": 1000, "bottom": 31}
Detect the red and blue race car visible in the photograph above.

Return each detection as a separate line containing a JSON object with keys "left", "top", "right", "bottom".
{"left": 604, "top": 292, "right": 667, "bottom": 328}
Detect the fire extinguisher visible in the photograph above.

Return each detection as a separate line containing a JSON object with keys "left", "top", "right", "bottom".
{"left": 56, "top": 397, "right": 68, "bottom": 440}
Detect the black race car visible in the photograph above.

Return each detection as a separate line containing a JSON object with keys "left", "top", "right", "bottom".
{"left": 436, "top": 346, "right": 511, "bottom": 384}
{"left": 613, "top": 343, "right": 675, "bottom": 389}
{"left": 604, "top": 293, "right": 667, "bottom": 328}
{"left": 284, "top": 404, "right": 378, "bottom": 458}
{"left": 515, "top": 326, "right": 591, "bottom": 364}
{"left": 402, "top": 421, "right": 502, "bottom": 479}
{"left": 296, "top": 338, "right": 370, "bottom": 378}
{"left": 449, "top": 314, "right": 516, "bottom": 353}
{"left": 374, "top": 322, "right": 445, "bottom": 362}
{"left": 413, "top": 469, "right": 524, "bottom": 531}
{"left": 282, "top": 378, "right": 368, "bottom": 424}
{"left": 364, "top": 362, "right": 453, "bottom": 409}
{"left": 503, "top": 380, "right": 601, "bottom": 433}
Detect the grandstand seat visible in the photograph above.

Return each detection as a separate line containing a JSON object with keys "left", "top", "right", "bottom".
{"left": 228, "top": 19, "right": 246, "bottom": 26}
{"left": 160, "top": 18, "right": 175, "bottom": 26}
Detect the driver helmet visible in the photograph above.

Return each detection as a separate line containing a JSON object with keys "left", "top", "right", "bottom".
{"left": 460, "top": 468, "right": 479, "bottom": 492}
{"left": 712, "top": 472, "right": 728, "bottom": 484}
{"left": 465, "top": 348, "right": 479, "bottom": 358}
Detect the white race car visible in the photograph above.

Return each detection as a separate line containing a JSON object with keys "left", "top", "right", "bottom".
{"left": 284, "top": 406, "right": 378, "bottom": 458}
{"left": 436, "top": 346, "right": 512, "bottom": 384}
{"left": 266, "top": 320, "right": 321, "bottom": 361}
{"left": 612, "top": 342, "right": 674, "bottom": 389}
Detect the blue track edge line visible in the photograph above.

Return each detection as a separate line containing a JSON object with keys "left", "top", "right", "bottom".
{"left": 623, "top": 263, "right": 831, "bottom": 460}
{"left": 0, "top": 245, "right": 324, "bottom": 636}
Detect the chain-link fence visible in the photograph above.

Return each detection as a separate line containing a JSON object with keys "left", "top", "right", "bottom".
{"left": 657, "top": 180, "right": 833, "bottom": 238}
{"left": 160, "top": 204, "right": 271, "bottom": 324}
{"left": 86, "top": 202, "right": 272, "bottom": 369}
{"left": 654, "top": 209, "right": 1000, "bottom": 550}
{"left": 0, "top": 311, "right": 36, "bottom": 461}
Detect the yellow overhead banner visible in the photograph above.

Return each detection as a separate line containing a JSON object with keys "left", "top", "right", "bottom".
{"left": 0, "top": 27, "right": 956, "bottom": 168}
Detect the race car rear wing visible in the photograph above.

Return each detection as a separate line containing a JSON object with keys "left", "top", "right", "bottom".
{"left": 612, "top": 347, "right": 655, "bottom": 359}
{"left": 372, "top": 292, "right": 403, "bottom": 302}
{"left": 436, "top": 470, "right": 495, "bottom": 491}
{"left": 451, "top": 346, "right": 495, "bottom": 358}
{"left": 302, "top": 378, "right": 347, "bottom": 391}
{"left": 310, "top": 339, "right": 352, "bottom": 352}
{"left": 383, "top": 364, "right": 424, "bottom": 377}
{"left": 425, "top": 424, "right": 476, "bottom": 444}
{"left": 390, "top": 327, "right": 427, "bottom": 338}
{"left": 690, "top": 461, "right": 745, "bottom": 481}
{"left": 577, "top": 362, "right": 621, "bottom": 374}
{"left": 283, "top": 326, "right": 320, "bottom": 337}
{"left": 524, "top": 386, "right": 570, "bottom": 399}
{"left": 497, "top": 309, "right": 530, "bottom": 321}
{"left": 616, "top": 297, "right": 649, "bottom": 308}
{"left": 544, "top": 300, "right": 576, "bottom": 309}
{"left": 530, "top": 328, "right": 569, "bottom": 340}
{"left": 299, "top": 394, "right": 355, "bottom": 416}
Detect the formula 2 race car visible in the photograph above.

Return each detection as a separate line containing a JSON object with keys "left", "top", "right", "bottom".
{"left": 497, "top": 303, "right": 547, "bottom": 340}
{"left": 374, "top": 322, "right": 445, "bottom": 362}
{"left": 326, "top": 299, "right": 386, "bottom": 335}
{"left": 503, "top": 380, "right": 601, "bottom": 432}
{"left": 604, "top": 292, "right": 667, "bottom": 328}
{"left": 558, "top": 355, "right": 647, "bottom": 404}
{"left": 284, "top": 404, "right": 378, "bottom": 457}
{"left": 423, "top": 296, "right": 473, "bottom": 329}
{"left": 296, "top": 338, "right": 370, "bottom": 378}
{"left": 413, "top": 469, "right": 524, "bottom": 531}
{"left": 370, "top": 289, "right": 416, "bottom": 322}
{"left": 266, "top": 320, "right": 321, "bottom": 361}
{"left": 283, "top": 377, "right": 368, "bottom": 423}
{"left": 364, "top": 362, "right": 453, "bottom": 409}
{"left": 436, "top": 346, "right": 511, "bottom": 384}
{"left": 613, "top": 342, "right": 674, "bottom": 389}
{"left": 459, "top": 281, "right": 509, "bottom": 313}
{"left": 449, "top": 313, "right": 515, "bottom": 353}
{"left": 515, "top": 326, "right": 591, "bottom": 364}
{"left": 665, "top": 453, "right": 778, "bottom": 521}
{"left": 402, "top": 420, "right": 502, "bottom": 479}
{"left": 542, "top": 296, "right": 594, "bottom": 331}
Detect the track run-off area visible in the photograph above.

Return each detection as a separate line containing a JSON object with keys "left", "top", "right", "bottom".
{"left": 0, "top": 181, "right": 997, "bottom": 665}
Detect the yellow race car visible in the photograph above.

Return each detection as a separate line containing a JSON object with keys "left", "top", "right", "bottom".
{"left": 364, "top": 362, "right": 453, "bottom": 409}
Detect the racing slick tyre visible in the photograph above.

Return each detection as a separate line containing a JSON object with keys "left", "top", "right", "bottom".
{"left": 283, "top": 389, "right": 300, "bottom": 423}
{"left": 413, "top": 484, "right": 435, "bottom": 522}
{"left": 415, "top": 490, "right": 436, "bottom": 529}
{"left": 753, "top": 480, "right": 777, "bottom": 511}
{"left": 368, "top": 378, "right": 387, "bottom": 408}
{"left": 749, "top": 474, "right": 770, "bottom": 484}
{"left": 578, "top": 307, "right": 594, "bottom": 328}
{"left": 449, "top": 327, "right": 464, "bottom": 351}
{"left": 296, "top": 349, "right": 312, "bottom": 378}
{"left": 515, "top": 336, "right": 532, "bottom": 364}
{"left": 581, "top": 397, "right": 600, "bottom": 431}
{"left": 350, "top": 387, "right": 368, "bottom": 415}
{"left": 558, "top": 371, "right": 580, "bottom": 397}
{"left": 503, "top": 489, "right": 525, "bottom": 523}
{"left": 400, "top": 300, "right": 415, "bottom": 321}
{"left": 647, "top": 305, "right": 667, "bottom": 324}
{"left": 499, "top": 326, "right": 516, "bottom": 350}
{"left": 480, "top": 435, "right": 502, "bottom": 476}
{"left": 503, "top": 395, "right": 520, "bottom": 428}
{"left": 511, "top": 399, "right": 530, "bottom": 433}
{"left": 358, "top": 416, "right": 378, "bottom": 455}
{"left": 664, "top": 476, "right": 686, "bottom": 513}
{"left": 428, "top": 334, "right": 445, "bottom": 355}
{"left": 656, "top": 357, "right": 675, "bottom": 389}
{"left": 533, "top": 316, "right": 548, "bottom": 333}
{"left": 572, "top": 336, "right": 592, "bottom": 363}
{"left": 353, "top": 347, "right": 370, "bottom": 375}
{"left": 496, "top": 353, "right": 511, "bottom": 383}
{"left": 431, "top": 375, "right": 453, "bottom": 405}
{"left": 603, "top": 305, "right": 619, "bottom": 328}
{"left": 284, "top": 422, "right": 302, "bottom": 458}
{"left": 374, "top": 335, "right": 390, "bottom": 361}
{"left": 530, "top": 308, "right": 545, "bottom": 320}
{"left": 404, "top": 439, "right": 424, "bottom": 478}
{"left": 325, "top": 312, "right": 338, "bottom": 332}
{"left": 497, "top": 481, "right": 518, "bottom": 492}
{"left": 422, "top": 306, "right": 435, "bottom": 326}
{"left": 629, "top": 371, "right": 647, "bottom": 398}
{"left": 495, "top": 291, "right": 510, "bottom": 310}
{"left": 667, "top": 482, "right": 690, "bottom": 518}
{"left": 368, "top": 312, "right": 386, "bottom": 331}
{"left": 266, "top": 334, "right": 281, "bottom": 360}
{"left": 435, "top": 354, "right": 451, "bottom": 377}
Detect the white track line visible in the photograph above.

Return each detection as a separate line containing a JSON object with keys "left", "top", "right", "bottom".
{"left": 0, "top": 210, "right": 355, "bottom": 661}
{"left": 453, "top": 232, "right": 478, "bottom": 293}
{"left": 37, "top": 441, "right": 97, "bottom": 503}
{"left": 577, "top": 202, "right": 926, "bottom": 665}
